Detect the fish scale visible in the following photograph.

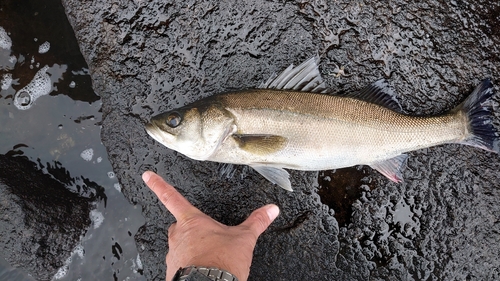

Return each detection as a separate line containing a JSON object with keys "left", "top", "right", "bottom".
{"left": 215, "top": 93, "right": 464, "bottom": 169}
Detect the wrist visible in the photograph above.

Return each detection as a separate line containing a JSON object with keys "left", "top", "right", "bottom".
{"left": 172, "top": 265, "right": 239, "bottom": 281}
{"left": 181, "top": 253, "right": 249, "bottom": 281}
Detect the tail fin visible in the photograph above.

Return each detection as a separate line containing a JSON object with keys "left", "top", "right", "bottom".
{"left": 460, "top": 79, "right": 499, "bottom": 153}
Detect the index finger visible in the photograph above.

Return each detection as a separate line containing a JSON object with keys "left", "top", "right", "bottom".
{"left": 142, "top": 171, "right": 200, "bottom": 221}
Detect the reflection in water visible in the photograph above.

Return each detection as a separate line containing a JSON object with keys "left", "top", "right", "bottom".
{"left": 0, "top": 0, "right": 146, "bottom": 280}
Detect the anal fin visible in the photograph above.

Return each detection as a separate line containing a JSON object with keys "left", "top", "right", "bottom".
{"left": 250, "top": 165, "right": 292, "bottom": 191}
{"left": 369, "top": 154, "right": 408, "bottom": 183}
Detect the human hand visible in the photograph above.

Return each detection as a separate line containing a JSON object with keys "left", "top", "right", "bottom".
{"left": 142, "top": 171, "right": 280, "bottom": 281}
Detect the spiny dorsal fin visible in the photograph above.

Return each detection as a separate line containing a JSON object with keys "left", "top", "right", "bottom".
{"left": 232, "top": 134, "right": 288, "bottom": 155}
{"left": 345, "top": 79, "right": 404, "bottom": 113}
{"left": 258, "top": 56, "right": 328, "bottom": 93}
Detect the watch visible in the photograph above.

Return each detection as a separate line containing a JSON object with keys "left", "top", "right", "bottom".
{"left": 172, "top": 265, "right": 239, "bottom": 281}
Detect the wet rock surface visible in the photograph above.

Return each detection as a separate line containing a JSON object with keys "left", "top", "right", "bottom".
{"left": 61, "top": 0, "right": 500, "bottom": 280}
{"left": 0, "top": 152, "right": 99, "bottom": 281}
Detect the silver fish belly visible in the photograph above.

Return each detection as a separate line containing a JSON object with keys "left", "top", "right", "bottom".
{"left": 146, "top": 57, "right": 499, "bottom": 191}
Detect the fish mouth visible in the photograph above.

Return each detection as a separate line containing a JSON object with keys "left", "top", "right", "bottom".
{"left": 145, "top": 122, "right": 174, "bottom": 145}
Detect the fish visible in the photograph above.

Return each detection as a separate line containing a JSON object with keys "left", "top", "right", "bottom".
{"left": 146, "top": 57, "right": 499, "bottom": 191}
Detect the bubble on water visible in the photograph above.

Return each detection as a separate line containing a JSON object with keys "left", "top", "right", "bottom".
{"left": 69, "top": 81, "right": 76, "bottom": 88}
{"left": 0, "top": 27, "right": 12, "bottom": 49}
{"left": 90, "top": 209, "right": 104, "bottom": 229}
{"left": 107, "top": 171, "right": 115, "bottom": 178}
{"left": 38, "top": 41, "right": 50, "bottom": 54}
{"left": 1, "top": 74, "right": 12, "bottom": 90}
{"left": 16, "top": 91, "right": 31, "bottom": 106}
{"left": 80, "top": 148, "right": 93, "bottom": 161}
{"left": 96, "top": 156, "right": 102, "bottom": 163}
{"left": 13, "top": 66, "right": 52, "bottom": 110}
{"left": 114, "top": 183, "right": 121, "bottom": 192}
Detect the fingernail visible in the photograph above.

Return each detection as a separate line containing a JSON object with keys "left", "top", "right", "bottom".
{"left": 266, "top": 204, "right": 280, "bottom": 221}
{"left": 142, "top": 171, "right": 152, "bottom": 182}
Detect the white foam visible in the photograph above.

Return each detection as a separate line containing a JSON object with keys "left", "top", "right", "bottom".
{"left": 53, "top": 263, "right": 69, "bottom": 279}
{"left": 90, "top": 209, "right": 104, "bottom": 229}
{"left": 96, "top": 156, "right": 102, "bottom": 163}
{"left": 38, "top": 41, "right": 50, "bottom": 54}
{"left": 107, "top": 171, "right": 115, "bottom": 178}
{"left": 53, "top": 244, "right": 85, "bottom": 279}
{"left": 114, "top": 183, "right": 121, "bottom": 192}
{"left": 1, "top": 74, "right": 12, "bottom": 90}
{"left": 13, "top": 66, "right": 52, "bottom": 110}
{"left": 131, "top": 254, "right": 142, "bottom": 273}
{"left": 0, "top": 27, "right": 12, "bottom": 49}
{"left": 73, "top": 244, "right": 85, "bottom": 259}
{"left": 80, "top": 148, "right": 93, "bottom": 161}
{"left": 136, "top": 254, "right": 143, "bottom": 269}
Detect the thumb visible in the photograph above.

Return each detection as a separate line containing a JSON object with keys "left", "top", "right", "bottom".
{"left": 240, "top": 204, "right": 280, "bottom": 238}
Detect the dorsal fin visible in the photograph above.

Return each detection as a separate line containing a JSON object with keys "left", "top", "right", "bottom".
{"left": 345, "top": 79, "right": 404, "bottom": 113}
{"left": 258, "top": 56, "right": 328, "bottom": 93}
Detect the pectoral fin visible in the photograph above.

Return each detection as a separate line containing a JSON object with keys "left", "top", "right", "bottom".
{"left": 369, "top": 154, "right": 408, "bottom": 183}
{"left": 250, "top": 165, "right": 293, "bottom": 191}
{"left": 233, "top": 134, "right": 287, "bottom": 155}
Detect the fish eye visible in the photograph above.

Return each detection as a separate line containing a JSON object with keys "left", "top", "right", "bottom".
{"left": 166, "top": 112, "right": 182, "bottom": 128}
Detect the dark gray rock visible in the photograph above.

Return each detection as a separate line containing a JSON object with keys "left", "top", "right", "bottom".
{"left": 61, "top": 0, "right": 500, "bottom": 280}
{"left": 0, "top": 153, "right": 100, "bottom": 281}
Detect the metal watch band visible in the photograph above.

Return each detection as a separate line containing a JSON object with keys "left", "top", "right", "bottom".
{"left": 174, "top": 265, "right": 239, "bottom": 281}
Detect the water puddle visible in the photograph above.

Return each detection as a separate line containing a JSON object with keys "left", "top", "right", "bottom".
{"left": 0, "top": 0, "right": 146, "bottom": 280}
{"left": 317, "top": 166, "right": 376, "bottom": 226}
